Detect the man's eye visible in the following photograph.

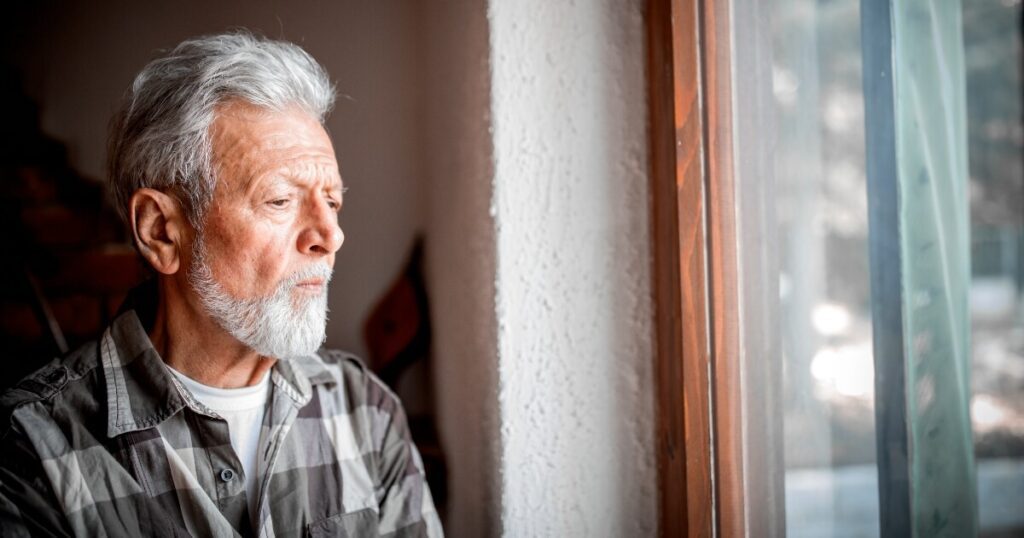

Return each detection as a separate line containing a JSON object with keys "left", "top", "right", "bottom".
{"left": 326, "top": 200, "right": 341, "bottom": 211}
{"left": 268, "top": 199, "right": 290, "bottom": 208}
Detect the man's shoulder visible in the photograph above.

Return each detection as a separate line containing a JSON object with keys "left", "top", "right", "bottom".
{"left": 313, "top": 347, "right": 368, "bottom": 374}
{"left": 305, "top": 348, "right": 404, "bottom": 413}
{"left": 1, "top": 340, "right": 103, "bottom": 438}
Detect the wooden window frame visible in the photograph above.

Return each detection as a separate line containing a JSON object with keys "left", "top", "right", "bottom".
{"left": 648, "top": 0, "right": 784, "bottom": 536}
{"left": 646, "top": 0, "right": 715, "bottom": 534}
{"left": 650, "top": 1, "right": 980, "bottom": 536}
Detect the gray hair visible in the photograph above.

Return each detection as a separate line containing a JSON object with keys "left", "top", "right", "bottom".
{"left": 107, "top": 30, "right": 336, "bottom": 229}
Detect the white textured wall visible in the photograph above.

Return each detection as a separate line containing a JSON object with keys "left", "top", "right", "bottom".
{"left": 488, "top": 1, "right": 657, "bottom": 536}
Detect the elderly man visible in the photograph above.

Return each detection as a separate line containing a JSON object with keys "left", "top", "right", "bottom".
{"left": 0, "top": 32, "right": 442, "bottom": 537}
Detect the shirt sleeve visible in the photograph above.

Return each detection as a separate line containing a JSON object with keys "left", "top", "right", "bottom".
{"left": 371, "top": 384, "right": 444, "bottom": 538}
{"left": 0, "top": 420, "right": 72, "bottom": 537}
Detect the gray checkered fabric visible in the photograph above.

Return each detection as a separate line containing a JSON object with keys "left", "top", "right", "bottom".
{"left": 0, "top": 305, "right": 442, "bottom": 537}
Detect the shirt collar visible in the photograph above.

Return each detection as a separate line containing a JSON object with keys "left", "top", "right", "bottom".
{"left": 102, "top": 281, "right": 338, "bottom": 438}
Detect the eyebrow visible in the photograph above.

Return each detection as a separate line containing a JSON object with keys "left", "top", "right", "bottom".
{"left": 272, "top": 163, "right": 343, "bottom": 189}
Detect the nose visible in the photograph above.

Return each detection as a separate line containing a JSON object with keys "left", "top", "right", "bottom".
{"left": 298, "top": 197, "right": 344, "bottom": 256}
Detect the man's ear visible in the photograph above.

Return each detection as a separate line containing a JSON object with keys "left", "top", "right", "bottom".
{"left": 130, "top": 188, "right": 188, "bottom": 275}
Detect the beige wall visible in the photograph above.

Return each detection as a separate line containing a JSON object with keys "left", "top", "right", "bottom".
{"left": 419, "top": 1, "right": 502, "bottom": 536}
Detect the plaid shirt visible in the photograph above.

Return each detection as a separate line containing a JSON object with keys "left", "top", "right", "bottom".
{"left": 0, "top": 301, "right": 442, "bottom": 537}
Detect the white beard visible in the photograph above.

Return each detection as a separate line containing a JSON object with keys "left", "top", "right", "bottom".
{"left": 188, "top": 236, "right": 333, "bottom": 360}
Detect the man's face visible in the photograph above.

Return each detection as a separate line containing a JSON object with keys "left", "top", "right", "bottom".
{"left": 187, "top": 101, "right": 345, "bottom": 359}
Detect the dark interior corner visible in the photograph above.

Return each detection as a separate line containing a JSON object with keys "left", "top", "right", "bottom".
{"left": 0, "top": 64, "right": 146, "bottom": 389}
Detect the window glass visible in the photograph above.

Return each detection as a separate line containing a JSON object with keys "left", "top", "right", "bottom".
{"left": 769, "top": 0, "right": 1023, "bottom": 536}
{"left": 771, "top": 1, "right": 880, "bottom": 535}
{"left": 965, "top": 0, "right": 1024, "bottom": 534}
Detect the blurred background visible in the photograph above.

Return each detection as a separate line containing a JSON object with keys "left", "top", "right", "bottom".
{"left": 772, "top": 0, "right": 1024, "bottom": 536}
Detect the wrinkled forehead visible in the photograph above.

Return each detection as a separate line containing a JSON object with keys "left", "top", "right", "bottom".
{"left": 208, "top": 100, "right": 341, "bottom": 194}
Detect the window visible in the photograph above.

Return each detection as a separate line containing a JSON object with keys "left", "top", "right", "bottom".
{"left": 649, "top": 0, "right": 1023, "bottom": 535}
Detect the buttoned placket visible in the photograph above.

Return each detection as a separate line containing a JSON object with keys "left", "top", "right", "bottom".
{"left": 167, "top": 374, "right": 250, "bottom": 530}
{"left": 251, "top": 372, "right": 307, "bottom": 538}
{"left": 204, "top": 418, "right": 246, "bottom": 507}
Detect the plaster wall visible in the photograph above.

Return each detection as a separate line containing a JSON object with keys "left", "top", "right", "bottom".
{"left": 488, "top": 1, "right": 657, "bottom": 536}
{"left": 4, "top": 0, "right": 423, "bottom": 361}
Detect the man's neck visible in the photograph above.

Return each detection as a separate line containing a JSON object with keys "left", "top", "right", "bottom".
{"left": 147, "top": 276, "right": 276, "bottom": 389}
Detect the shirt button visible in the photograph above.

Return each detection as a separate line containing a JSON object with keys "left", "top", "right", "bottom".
{"left": 45, "top": 368, "right": 66, "bottom": 385}
{"left": 219, "top": 468, "right": 235, "bottom": 482}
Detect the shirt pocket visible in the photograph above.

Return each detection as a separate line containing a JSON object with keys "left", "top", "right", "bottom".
{"left": 307, "top": 507, "right": 378, "bottom": 537}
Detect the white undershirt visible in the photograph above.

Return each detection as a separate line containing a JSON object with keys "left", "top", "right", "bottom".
{"left": 167, "top": 366, "right": 271, "bottom": 515}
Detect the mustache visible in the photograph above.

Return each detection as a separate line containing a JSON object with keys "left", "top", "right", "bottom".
{"left": 282, "top": 263, "right": 334, "bottom": 288}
